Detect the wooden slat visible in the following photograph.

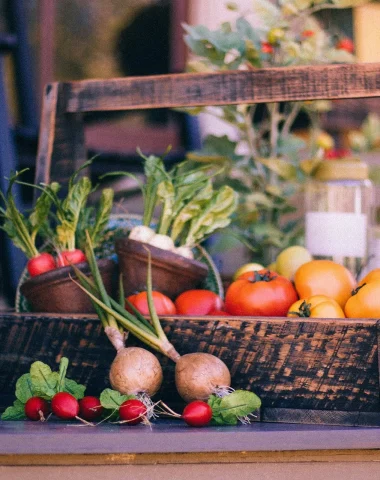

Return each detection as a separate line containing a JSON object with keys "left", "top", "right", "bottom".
{"left": 35, "top": 83, "right": 87, "bottom": 188}
{"left": 2, "top": 449, "right": 380, "bottom": 466}
{"left": 62, "top": 63, "right": 380, "bottom": 113}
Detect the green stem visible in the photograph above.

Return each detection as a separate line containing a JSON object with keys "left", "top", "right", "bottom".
{"left": 145, "top": 247, "right": 169, "bottom": 342}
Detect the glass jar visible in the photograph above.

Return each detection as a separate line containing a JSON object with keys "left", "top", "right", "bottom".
{"left": 304, "top": 157, "right": 374, "bottom": 278}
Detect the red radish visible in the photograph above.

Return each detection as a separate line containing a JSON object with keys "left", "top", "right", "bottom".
{"left": 119, "top": 399, "right": 147, "bottom": 425}
{"left": 24, "top": 396, "right": 50, "bottom": 421}
{"left": 27, "top": 253, "right": 56, "bottom": 277}
{"left": 51, "top": 392, "right": 79, "bottom": 420}
{"left": 79, "top": 396, "right": 103, "bottom": 421}
{"left": 182, "top": 401, "right": 213, "bottom": 427}
{"left": 56, "top": 249, "right": 87, "bottom": 267}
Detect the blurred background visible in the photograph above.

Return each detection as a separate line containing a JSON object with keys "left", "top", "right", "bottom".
{"left": 1, "top": 0, "right": 380, "bottom": 309}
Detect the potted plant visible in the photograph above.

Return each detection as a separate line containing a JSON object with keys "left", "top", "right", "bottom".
{"left": 112, "top": 149, "right": 238, "bottom": 299}
{"left": 1, "top": 162, "right": 116, "bottom": 313}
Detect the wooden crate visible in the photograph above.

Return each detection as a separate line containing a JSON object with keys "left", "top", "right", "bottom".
{"left": 5, "top": 62, "right": 380, "bottom": 426}
{"left": 1, "top": 312, "right": 380, "bottom": 426}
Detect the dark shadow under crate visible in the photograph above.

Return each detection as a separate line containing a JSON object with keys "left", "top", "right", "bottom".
{"left": 0, "top": 313, "right": 379, "bottom": 427}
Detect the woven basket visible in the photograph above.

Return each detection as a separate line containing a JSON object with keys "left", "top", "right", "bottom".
{"left": 1, "top": 312, "right": 379, "bottom": 426}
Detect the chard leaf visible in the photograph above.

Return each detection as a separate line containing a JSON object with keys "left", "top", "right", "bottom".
{"left": 29, "top": 182, "right": 60, "bottom": 237}
{"left": 156, "top": 180, "right": 175, "bottom": 235}
{"left": 30, "top": 362, "right": 58, "bottom": 399}
{"left": 208, "top": 394, "right": 237, "bottom": 426}
{"left": 1, "top": 399, "right": 26, "bottom": 421}
{"left": 219, "top": 390, "right": 261, "bottom": 423}
{"left": 170, "top": 182, "right": 213, "bottom": 243}
{"left": 56, "top": 176, "right": 92, "bottom": 250}
{"left": 15, "top": 373, "right": 34, "bottom": 403}
{"left": 184, "top": 186, "right": 238, "bottom": 247}
{"left": 99, "top": 388, "right": 134, "bottom": 410}
{"left": 63, "top": 378, "right": 86, "bottom": 400}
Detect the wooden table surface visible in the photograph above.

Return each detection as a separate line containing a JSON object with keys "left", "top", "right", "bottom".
{"left": 1, "top": 418, "right": 380, "bottom": 479}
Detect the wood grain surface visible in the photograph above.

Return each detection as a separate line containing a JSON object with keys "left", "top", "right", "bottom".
{"left": 1, "top": 313, "right": 379, "bottom": 426}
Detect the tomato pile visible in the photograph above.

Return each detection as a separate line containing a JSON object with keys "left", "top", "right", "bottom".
{"left": 131, "top": 260, "right": 380, "bottom": 319}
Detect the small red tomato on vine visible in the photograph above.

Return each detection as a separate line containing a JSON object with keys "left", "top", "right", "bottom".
{"left": 336, "top": 38, "right": 354, "bottom": 53}
{"left": 301, "top": 30, "right": 315, "bottom": 38}
{"left": 261, "top": 41, "right": 274, "bottom": 54}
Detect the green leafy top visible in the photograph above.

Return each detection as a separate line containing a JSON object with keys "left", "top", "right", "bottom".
{"left": 208, "top": 390, "right": 261, "bottom": 426}
{"left": 0, "top": 170, "right": 60, "bottom": 258}
{"left": 43, "top": 160, "right": 115, "bottom": 252}
{"left": 127, "top": 150, "right": 239, "bottom": 248}
{"left": 1, "top": 358, "right": 86, "bottom": 421}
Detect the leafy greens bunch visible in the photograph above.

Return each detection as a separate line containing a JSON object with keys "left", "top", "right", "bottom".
{"left": 113, "top": 149, "right": 238, "bottom": 259}
{"left": 1, "top": 358, "right": 86, "bottom": 420}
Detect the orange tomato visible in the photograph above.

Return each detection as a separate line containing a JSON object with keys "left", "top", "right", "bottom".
{"left": 344, "top": 280, "right": 380, "bottom": 318}
{"left": 359, "top": 268, "right": 380, "bottom": 287}
{"left": 294, "top": 260, "right": 356, "bottom": 308}
{"left": 288, "top": 295, "right": 345, "bottom": 318}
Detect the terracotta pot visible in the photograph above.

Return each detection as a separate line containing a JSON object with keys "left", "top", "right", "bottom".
{"left": 20, "top": 258, "right": 116, "bottom": 314}
{"left": 115, "top": 238, "right": 209, "bottom": 300}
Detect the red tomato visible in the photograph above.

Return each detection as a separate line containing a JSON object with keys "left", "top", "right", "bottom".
{"left": 224, "top": 269, "right": 298, "bottom": 317}
{"left": 126, "top": 291, "right": 177, "bottom": 316}
{"left": 175, "top": 290, "right": 224, "bottom": 315}
{"left": 208, "top": 309, "right": 230, "bottom": 316}
{"left": 27, "top": 253, "right": 56, "bottom": 277}
{"left": 56, "top": 249, "right": 87, "bottom": 267}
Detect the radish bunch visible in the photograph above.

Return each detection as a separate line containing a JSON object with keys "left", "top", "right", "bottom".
{"left": 0, "top": 161, "right": 114, "bottom": 279}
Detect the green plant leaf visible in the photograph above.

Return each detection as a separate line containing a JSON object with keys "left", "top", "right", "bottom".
{"left": 57, "top": 357, "right": 69, "bottom": 393}
{"left": 15, "top": 373, "right": 34, "bottom": 403}
{"left": 1, "top": 399, "right": 26, "bottom": 421}
{"left": 63, "top": 378, "right": 86, "bottom": 400}
{"left": 219, "top": 390, "right": 261, "bottom": 423}
{"left": 30, "top": 361, "right": 58, "bottom": 399}
{"left": 99, "top": 388, "right": 134, "bottom": 410}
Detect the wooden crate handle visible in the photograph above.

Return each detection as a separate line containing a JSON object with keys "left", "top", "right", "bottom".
{"left": 35, "top": 62, "right": 380, "bottom": 186}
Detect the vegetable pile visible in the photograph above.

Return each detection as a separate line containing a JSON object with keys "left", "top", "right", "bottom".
{"left": 2, "top": 359, "right": 261, "bottom": 428}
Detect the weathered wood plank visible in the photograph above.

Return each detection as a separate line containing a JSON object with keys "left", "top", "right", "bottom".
{"left": 0, "top": 313, "right": 379, "bottom": 424}
{"left": 35, "top": 83, "right": 87, "bottom": 189}
{"left": 62, "top": 63, "right": 380, "bottom": 113}
{"left": 262, "top": 408, "right": 380, "bottom": 427}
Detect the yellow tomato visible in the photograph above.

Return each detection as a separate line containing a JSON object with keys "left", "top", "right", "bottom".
{"left": 233, "top": 262, "right": 265, "bottom": 281}
{"left": 344, "top": 280, "right": 380, "bottom": 318}
{"left": 288, "top": 295, "right": 345, "bottom": 318}
{"left": 294, "top": 260, "right": 356, "bottom": 308}
{"left": 359, "top": 268, "right": 380, "bottom": 287}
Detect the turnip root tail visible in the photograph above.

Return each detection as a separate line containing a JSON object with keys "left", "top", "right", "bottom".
{"left": 175, "top": 352, "right": 231, "bottom": 403}
{"left": 109, "top": 347, "right": 163, "bottom": 397}
{"left": 105, "top": 326, "right": 127, "bottom": 351}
